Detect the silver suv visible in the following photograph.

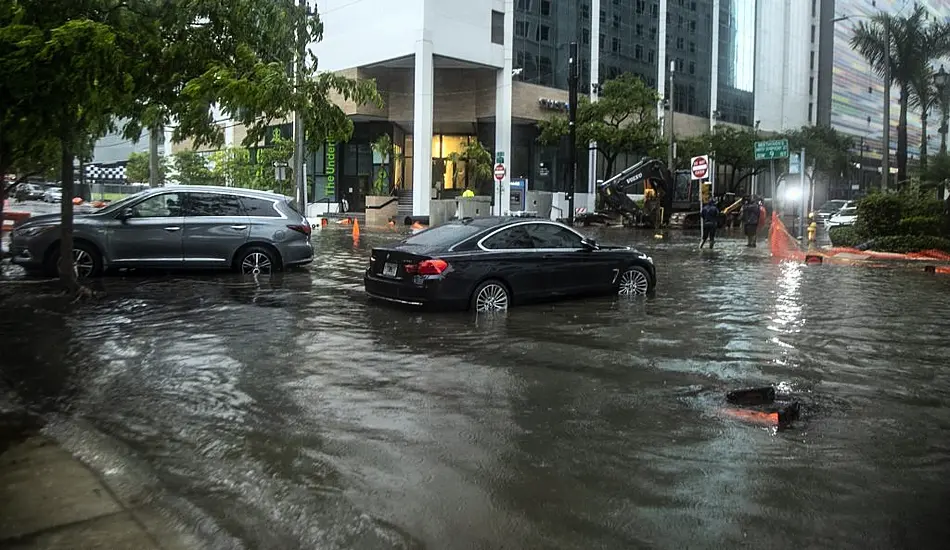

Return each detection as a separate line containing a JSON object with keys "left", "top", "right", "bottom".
{"left": 9, "top": 186, "right": 313, "bottom": 278}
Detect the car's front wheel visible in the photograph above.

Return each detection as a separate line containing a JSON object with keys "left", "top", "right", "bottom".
{"left": 236, "top": 246, "right": 277, "bottom": 276}
{"left": 44, "top": 242, "right": 103, "bottom": 279}
{"left": 618, "top": 265, "right": 652, "bottom": 296}
{"left": 471, "top": 279, "right": 510, "bottom": 312}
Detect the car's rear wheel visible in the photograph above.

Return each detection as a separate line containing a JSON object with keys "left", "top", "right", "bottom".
{"left": 618, "top": 266, "right": 651, "bottom": 296}
{"left": 471, "top": 280, "right": 510, "bottom": 312}
{"left": 44, "top": 242, "right": 103, "bottom": 280}
{"left": 236, "top": 246, "right": 277, "bottom": 276}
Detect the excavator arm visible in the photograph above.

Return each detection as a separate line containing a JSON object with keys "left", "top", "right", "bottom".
{"left": 596, "top": 157, "right": 673, "bottom": 226}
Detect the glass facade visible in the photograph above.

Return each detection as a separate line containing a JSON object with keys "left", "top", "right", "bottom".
{"left": 831, "top": 0, "right": 950, "bottom": 161}
{"left": 512, "top": 0, "right": 756, "bottom": 122}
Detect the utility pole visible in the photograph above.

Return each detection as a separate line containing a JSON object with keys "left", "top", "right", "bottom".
{"left": 882, "top": 16, "right": 890, "bottom": 191}
{"left": 567, "top": 41, "right": 578, "bottom": 226}
{"left": 149, "top": 125, "right": 161, "bottom": 188}
{"left": 293, "top": 0, "right": 307, "bottom": 209}
{"left": 667, "top": 60, "right": 675, "bottom": 168}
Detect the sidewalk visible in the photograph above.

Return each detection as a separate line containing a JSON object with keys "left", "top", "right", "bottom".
{"left": 0, "top": 436, "right": 200, "bottom": 550}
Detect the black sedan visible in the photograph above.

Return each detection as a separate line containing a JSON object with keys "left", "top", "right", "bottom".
{"left": 364, "top": 217, "right": 656, "bottom": 312}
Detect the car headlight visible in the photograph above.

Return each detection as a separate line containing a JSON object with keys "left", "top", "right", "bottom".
{"left": 14, "top": 225, "right": 56, "bottom": 238}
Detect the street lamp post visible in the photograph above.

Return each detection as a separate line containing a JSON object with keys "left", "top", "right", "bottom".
{"left": 833, "top": 13, "right": 890, "bottom": 190}
{"left": 933, "top": 64, "right": 949, "bottom": 155}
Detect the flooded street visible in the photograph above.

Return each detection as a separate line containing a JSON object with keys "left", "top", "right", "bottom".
{"left": 3, "top": 227, "right": 950, "bottom": 549}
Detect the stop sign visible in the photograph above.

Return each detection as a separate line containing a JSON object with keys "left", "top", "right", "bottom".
{"left": 690, "top": 155, "right": 709, "bottom": 180}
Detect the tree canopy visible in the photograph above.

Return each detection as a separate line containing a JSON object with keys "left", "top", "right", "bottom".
{"left": 538, "top": 73, "right": 660, "bottom": 178}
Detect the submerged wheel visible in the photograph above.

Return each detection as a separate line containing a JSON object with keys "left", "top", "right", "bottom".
{"left": 471, "top": 280, "right": 510, "bottom": 312}
{"left": 236, "top": 246, "right": 276, "bottom": 276}
{"left": 618, "top": 266, "right": 651, "bottom": 296}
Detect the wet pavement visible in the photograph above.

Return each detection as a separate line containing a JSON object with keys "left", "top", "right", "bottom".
{"left": 2, "top": 227, "right": 950, "bottom": 549}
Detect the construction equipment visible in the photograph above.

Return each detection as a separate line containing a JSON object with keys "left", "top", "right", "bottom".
{"left": 575, "top": 157, "right": 675, "bottom": 228}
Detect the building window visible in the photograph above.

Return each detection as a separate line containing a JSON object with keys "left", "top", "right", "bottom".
{"left": 612, "top": 36, "right": 620, "bottom": 53}
{"left": 808, "top": 102, "right": 814, "bottom": 121}
{"left": 650, "top": 26, "right": 657, "bottom": 39}
{"left": 651, "top": 3, "right": 659, "bottom": 17}
{"left": 689, "top": 41, "right": 695, "bottom": 53}
{"left": 691, "top": 1, "right": 697, "bottom": 10}
{"left": 648, "top": 49, "right": 655, "bottom": 63}
{"left": 581, "top": 4, "right": 589, "bottom": 18}
{"left": 810, "top": 25, "right": 816, "bottom": 43}
{"left": 809, "top": 77, "right": 815, "bottom": 95}
{"left": 582, "top": 28, "right": 590, "bottom": 45}
{"left": 689, "top": 61, "right": 695, "bottom": 74}
{"left": 539, "top": 56, "right": 553, "bottom": 84}
{"left": 537, "top": 25, "right": 550, "bottom": 42}
{"left": 812, "top": 0, "right": 817, "bottom": 17}
{"left": 810, "top": 51, "right": 815, "bottom": 70}
{"left": 636, "top": 0, "right": 645, "bottom": 15}
{"left": 613, "top": 14, "right": 621, "bottom": 28}
{"left": 515, "top": 20, "right": 529, "bottom": 38}
{"left": 600, "top": 33, "right": 606, "bottom": 49}
{"left": 678, "top": 15, "right": 684, "bottom": 29}
{"left": 635, "top": 44, "right": 643, "bottom": 60}
{"left": 677, "top": 37, "right": 685, "bottom": 50}
{"left": 676, "top": 58, "right": 684, "bottom": 71}
{"left": 540, "top": 0, "right": 551, "bottom": 17}
{"left": 636, "top": 24, "right": 643, "bottom": 36}
{"left": 600, "top": 10, "right": 606, "bottom": 24}
{"left": 690, "top": 20, "right": 696, "bottom": 33}
{"left": 491, "top": 11, "right": 505, "bottom": 45}
{"left": 516, "top": 0, "right": 531, "bottom": 11}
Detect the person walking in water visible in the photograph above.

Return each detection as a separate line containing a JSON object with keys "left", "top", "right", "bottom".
{"left": 700, "top": 198, "right": 719, "bottom": 249}
{"left": 742, "top": 195, "right": 762, "bottom": 247}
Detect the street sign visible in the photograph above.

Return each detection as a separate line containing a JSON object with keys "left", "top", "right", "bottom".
{"left": 690, "top": 155, "right": 709, "bottom": 180}
{"left": 495, "top": 152, "right": 505, "bottom": 164}
{"left": 789, "top": 153, "right": 801, "bottom": 174}
{"left": 754, "top": 139, "right": 789, "bottom": 160}
{"left": 494, "top": 163, "right": 507, "bottom": 181}
{"left": 273, "top": 161, "right": 288, "bottom": 182}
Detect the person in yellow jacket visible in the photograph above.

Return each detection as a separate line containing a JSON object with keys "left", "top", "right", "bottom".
{"left": 461, "top": 185, "right": 475, "bottom": 198}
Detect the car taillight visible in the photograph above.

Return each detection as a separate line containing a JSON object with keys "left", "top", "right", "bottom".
{"left": 287, "top": 224, "right": 311, "bottom": 236}
{"left": 416, "top": 259, "right": 448, "bottom": 275}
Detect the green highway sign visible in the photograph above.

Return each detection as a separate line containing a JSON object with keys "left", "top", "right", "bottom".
{"left": 754, "top": 139, "right": 789, "bottom": 161}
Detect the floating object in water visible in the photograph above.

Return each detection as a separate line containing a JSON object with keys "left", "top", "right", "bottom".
{"left": 352, "top": 218, "right": 360, "bottom": 242}
{"left": 726, "top": 386, "right": 775, "bottom": 406}
{"left": 654, "top": 233, "right": 663, "bottom": 239}
{"left": 804, "top": 254, "right": 823, "bottom": 265}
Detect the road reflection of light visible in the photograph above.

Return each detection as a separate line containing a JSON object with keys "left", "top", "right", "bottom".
{"left": 768, "top": 261, "right": 804, "bottom": 350}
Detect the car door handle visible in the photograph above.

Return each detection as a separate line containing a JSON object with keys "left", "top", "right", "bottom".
{"left": 230, "top": 225, "right": 248, "bottom": 230}
{"left": 542, "top": 254, "right": 555, "bottom": 259}
{"left": 164, "top": 227, "right": 181, "bottom": 232}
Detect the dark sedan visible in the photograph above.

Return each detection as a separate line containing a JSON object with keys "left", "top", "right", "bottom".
{"left": 364, "top": 217, "right": 656, "bottom": 312}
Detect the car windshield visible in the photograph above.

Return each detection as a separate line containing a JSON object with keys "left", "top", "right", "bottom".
{"left": 95, "top": 190, "right": 152, "bottom": 214}
{"left": 820, "top": 201, "right": 846, "bottom": 212}
{"left": 838, "top": 208, "right": 857, "bottom": 216}
{"left": 402, "top": 223, "right": 484, "bottom": 247}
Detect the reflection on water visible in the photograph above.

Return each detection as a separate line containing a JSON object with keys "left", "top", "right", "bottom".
{"left": 3, "top": 228, "right": 950, "bottom": 548}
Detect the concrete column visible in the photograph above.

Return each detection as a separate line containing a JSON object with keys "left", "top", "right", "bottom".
{"left": 710, "top": 0, "right": 720, "bottom": 131}
{"left": 658, "top": 0, "right": 668, "bottom": 129}
{"left": 494, "top": 0, "right": 514, "bottom": 216}
{"left": 588, "top": 0, "right": 600, "bottom": 211}
{"left": 412, "top": 36, "right": 434, "bottom": 216}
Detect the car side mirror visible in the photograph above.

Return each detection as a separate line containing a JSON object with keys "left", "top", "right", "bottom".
{"left": 581, "top": 238, "right": 599, "bottom": 251}
{"left": 117, "top": 207, "right": 135, "bottom": 221}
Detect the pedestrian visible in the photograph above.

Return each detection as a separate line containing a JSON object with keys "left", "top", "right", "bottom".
{"left": 461, "top": 185, "right": 475, "bottom": 198}
{"left": 741, "top": 195, "right": 761, "bottom": 247}
{"left": 700, "top": 198, "right": 719, "bottom": 249}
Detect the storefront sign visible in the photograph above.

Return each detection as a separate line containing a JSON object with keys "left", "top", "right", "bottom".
{"left": 325, "top": 141, "right": 336, "bottom": 197}
{"left": 539, "top": 98, "right": 570, "bottom": 111}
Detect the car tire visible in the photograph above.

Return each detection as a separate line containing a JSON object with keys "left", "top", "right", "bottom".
{"left": 43, "top": 241, "right": 103, "bottom": 279}
{"left": 470, "top": 279, "right": 510, "bottom": 312}
{"left": 235, "top": 246, "right": 277, "bottom": 276}
{"left": 618, "top": 265, "right": 652, "bottom": 296}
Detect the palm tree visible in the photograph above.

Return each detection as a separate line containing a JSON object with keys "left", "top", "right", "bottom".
{"left": 910, "top": 66, "right": 938, "bottom": 171}
{"left": 851, "top": 5, "right": 950, "bottom": 184}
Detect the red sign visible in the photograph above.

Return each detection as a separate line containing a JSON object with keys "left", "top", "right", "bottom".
{"left": 494, "top": 163, "right": 507, "bottom": 181}
{"left": 690, "top": 155, "right": 709, "bottom": 180}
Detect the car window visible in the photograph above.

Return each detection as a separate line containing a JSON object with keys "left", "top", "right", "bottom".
{"left": 240, "top": 197, "right": 281, "bottom": 217}
{"left": 524, "top": 223, "right": 584, "bottom": 249}
{"left": 184, "top": 193, "right": 243, "bottom": 217}
{"left": 403, "top": 223, "right": 484, "bottom": 247}
{"left": 132, "top": 193, "right": 181, "bottom": 218}
{"left": 839, "top": 208, "right": 857, "bottom": 216}
{"left": 481, "top": 226, "right": 534, "bottom": 250}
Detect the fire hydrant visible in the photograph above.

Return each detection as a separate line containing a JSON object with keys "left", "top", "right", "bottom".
{"left": 807, "top": 216, "right": 818, "bottom": 249}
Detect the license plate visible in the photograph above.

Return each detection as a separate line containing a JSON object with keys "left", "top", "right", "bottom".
{"left": 382, "top": 263, "right": 398, "bottom": 277}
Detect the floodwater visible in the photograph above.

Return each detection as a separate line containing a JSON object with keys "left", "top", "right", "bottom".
{"left": 3, "top": 227, "right": 950, "bottom": 549}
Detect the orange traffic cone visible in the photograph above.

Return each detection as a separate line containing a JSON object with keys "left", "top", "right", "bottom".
{"left": 352, "top": 218, "right": 360, "bottom": 241}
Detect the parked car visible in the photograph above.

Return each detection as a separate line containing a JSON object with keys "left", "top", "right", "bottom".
{"left": 816, "top": 199, "right": 848, "bottom": 224}
{"left": 827, "top": 206, "right": 858, "bottom": 228}
{"left": 42, "top": 187, "right": 63, "bottom": 203}
{"left": 13, "top": 183, "right": 44, "bottom": 201}
{"left": 9, "top": 185, "right": 313, "bottom": 278}
{"left": 364, "top": 217, "right": 657, "bottom": 312}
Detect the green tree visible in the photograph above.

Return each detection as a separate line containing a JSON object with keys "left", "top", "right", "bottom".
{"left": 125, "top": 151, "right": 151, "bottom": 184}
{"left": 462, "top": 139, "right": 493, "bottom": 194}
{"left": 783, "top": 125, "right": 855, "bottom": 180}
{"left": 538, "top": 73, "right": 660, "bottom": 179}
{"left": 851, "top": 5, "right": 950, "bottom": 185}
{"left": 171, "top": 149, "right": 215, "bottom": 186}
{"left": 370, "top": 133, "right": 392, "bottom": 195}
